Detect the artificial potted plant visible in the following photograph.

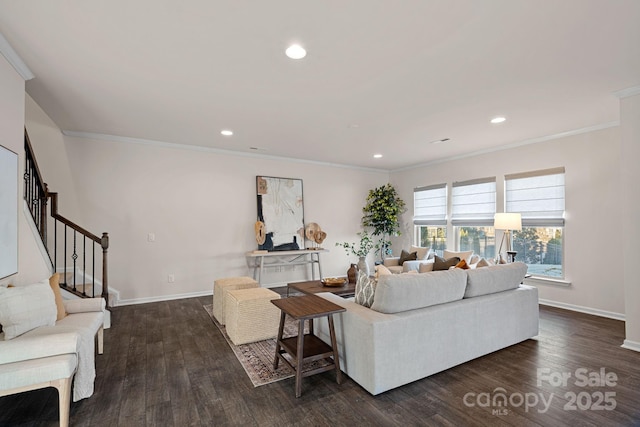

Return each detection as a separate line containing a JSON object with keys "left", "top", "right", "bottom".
{"left": 361, "top": 183, "right": 406, "bottom": 261}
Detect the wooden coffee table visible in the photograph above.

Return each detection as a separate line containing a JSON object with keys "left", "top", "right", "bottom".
{"left": 287, "top": 279, "right": 356, "bottom": 298}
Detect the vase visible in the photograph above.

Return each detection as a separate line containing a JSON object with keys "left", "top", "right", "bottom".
{"left": 347, "top": 263, "right": 358, "bottom": 284}
{"left": 357, "top": 256, "right": 369, "bottom": 277}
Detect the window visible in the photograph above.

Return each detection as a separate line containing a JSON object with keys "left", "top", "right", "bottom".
{"left": 452, "top": 178, "right": 496, "bottom": 259}
{"left": 413, "top": 184, "right": 447, "bottom": 256}
{"left": 505, "top": 168, "right": 565, "bottom": 278}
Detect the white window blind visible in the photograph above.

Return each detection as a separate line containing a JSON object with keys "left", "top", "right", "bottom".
{"left": 413, "top": 184, "right": 447, "bottom": 226}
{"left": 505, "top": 167, "right": 565, "bottom": 227}
{"left": 451, "top": 178, "right": 496, "bottom": 226}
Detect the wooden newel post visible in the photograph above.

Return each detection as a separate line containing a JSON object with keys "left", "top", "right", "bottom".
{"left": 101, "top": 232, "right": 109, "bottom": 307}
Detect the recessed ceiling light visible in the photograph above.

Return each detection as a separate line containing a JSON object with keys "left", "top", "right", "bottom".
{"left": 221, "top": 130, "right": 233, "bottom": 136}
{"left": 285, "top": 44, "right": 306, "bottom": 59}
{"left": 490, "top": 117, "right": 506, "bottom": 124}
{"left": 373, "top": 154, "right": 383, "bottom": 158}
{"left": 348, "top": 123, "right": 360, "bottom": 129}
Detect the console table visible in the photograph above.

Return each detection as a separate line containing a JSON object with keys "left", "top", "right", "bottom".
{"left": 246, "top": 249, "right": 327, "bottom": 285}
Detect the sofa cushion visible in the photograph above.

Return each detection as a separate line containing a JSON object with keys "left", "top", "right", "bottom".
{"left": 443, "top": 250, "right": 474, "bottom": 263}
{"left": 410, "top": 245, "right": 430, "bottom": 260}
{"left": 355, "top": 271, "right": 377, "bottom": 308}
{"left": 371, "top": 268, "right": 467, "bottom": 314}
{"left": 0, "top": 280, "right": 57, "bottom": 340}
{"left": 476, "top": 258, "right": 490, "bottom": 268}
{"left": 433, "top": 255, "right": 460, "bottom": 271}
{"left": 398, "top": 250, "right": 417, "bottom": 265}
{"left": 418, "top": 262, "right": 434, "bottom": 273}
{"left": 464, "top": 262, "right": 528, "bottom": 298}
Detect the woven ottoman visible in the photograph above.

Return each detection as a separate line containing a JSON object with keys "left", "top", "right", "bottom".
{"left": 225, "top": 288, "right": 281, "bottom": 345}
{"left": 213, "top": 276, "right": 259, "bottom": 325}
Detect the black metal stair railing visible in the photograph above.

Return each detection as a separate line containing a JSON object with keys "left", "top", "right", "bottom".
{"left": 24, "top": 129, "right": 110, "bottom": 306}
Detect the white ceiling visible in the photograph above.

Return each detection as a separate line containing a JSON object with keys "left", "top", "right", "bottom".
{"left": 1, "top": 0, "right": 639, "bottom": 170}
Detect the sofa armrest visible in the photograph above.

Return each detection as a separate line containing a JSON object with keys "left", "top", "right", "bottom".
{"left": 383, "top": 257, "right": 400, "bottom": 267}
{"left": 0, "top": 332, "right": 80, "bottom": 365}
{"left": 63, "top": 298, "right": 106, "bottom": 314}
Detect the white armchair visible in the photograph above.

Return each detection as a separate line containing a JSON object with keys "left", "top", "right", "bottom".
{"left": 0, "top": 280, "right": 106, "bottom": 426}
{"left": 0, "top": 332, "right": 80, "bottom": 427}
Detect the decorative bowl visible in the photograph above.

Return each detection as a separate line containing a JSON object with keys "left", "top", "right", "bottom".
{"left": 321, "top": 277, "right": 347, "bottom": 287}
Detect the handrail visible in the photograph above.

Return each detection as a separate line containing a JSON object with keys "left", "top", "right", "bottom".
{"left": 24, "top": 129, "right": 110, "bottom": 307}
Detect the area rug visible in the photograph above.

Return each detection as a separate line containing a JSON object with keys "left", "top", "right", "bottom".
{"left": 204, "top": 304, "right": 331, "bottom": 387}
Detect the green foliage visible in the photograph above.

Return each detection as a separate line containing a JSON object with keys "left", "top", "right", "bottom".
{"left": 361, "top": 184, "right": 406, "bottom": 238}
{"left": 335, "top": 230, "right": 379, "bottom": 258}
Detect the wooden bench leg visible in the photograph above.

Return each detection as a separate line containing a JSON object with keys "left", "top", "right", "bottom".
{"left": 52, "top": 376, "right": 73, "bottom": 427}
{"left": 97, "top": 326, "right": 104, "bottom": 355}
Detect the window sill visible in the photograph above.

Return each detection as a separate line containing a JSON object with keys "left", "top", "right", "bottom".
{"left": 524, "top": 276, "right": 571, "bottom": 287}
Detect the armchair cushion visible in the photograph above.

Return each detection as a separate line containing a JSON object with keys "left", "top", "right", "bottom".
{"left": 64, "top": 297, "right": 106, "bottom": 314}
{"left": 0, "top": 331, "right": 79, "bottom": 364}
{"left": 0, "top": 280, "right": 56, "bottom": 340}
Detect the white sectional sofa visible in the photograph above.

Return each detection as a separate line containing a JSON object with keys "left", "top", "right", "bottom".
{"left": 316, "top": 262, "right": 538, "bottom": 395}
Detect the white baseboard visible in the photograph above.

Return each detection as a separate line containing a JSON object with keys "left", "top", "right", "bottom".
{"left": 539, "top": 299, "right": 625, "bottom": 321}
{"left": 621, "top": 339, "right": 640, "bottom": 352}
{"left": 116, "top": 289, "right": 213, "bottom": 306}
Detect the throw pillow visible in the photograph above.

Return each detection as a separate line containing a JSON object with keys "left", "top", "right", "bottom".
{"left": 418, "top": 262, "right": 434, "bottom": 273}
{"left": 355, "top": 271, "right": 377, "bottom": 308}
{"left": 476, "top": 258, "right": 490, "bottom": 268}
{"left": 375, "top": 264, "right": 392, "bottom": 277}
{"left": 0, "top": 280, "right": 57, "bottom": 340}
{"left": 455, "top": 259, "right": 470, "bottom": 270}
{"left": 443, "top": 250, "right": 474, "bottom": 263}
{"left": 410, "top": 245, "right": 430, "bottom": 260}
{"left": 49, "top": 273, "right": 68, "bottom": 321}
{"left": 433, "top": 255, "right": 460, "bottom": 271}
{"left": 398, "top": 250, "right": 418, "bottom": 265}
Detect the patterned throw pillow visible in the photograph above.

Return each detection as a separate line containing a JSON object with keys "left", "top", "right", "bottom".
{"left": 355, "top": 271, "right": 377, "bottom": 308}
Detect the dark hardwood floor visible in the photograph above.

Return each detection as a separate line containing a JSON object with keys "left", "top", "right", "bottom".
{"left": 1, "top": 294, "right": 639, "bottom": 426}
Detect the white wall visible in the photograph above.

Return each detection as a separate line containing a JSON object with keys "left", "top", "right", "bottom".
{"left": 25, "top": 94, "right": 83, "bottom": 223}
{"left": 620, "top": 92, "right": 640, "bottom": 349}
{"left": 390, "top": 126, "right": 625, "bottom": 317}
{"left": 0, "top": 55, "right": 50, "bottom": 286}
{"left": 56, "top": 134, "right": 388, "bottom": 303}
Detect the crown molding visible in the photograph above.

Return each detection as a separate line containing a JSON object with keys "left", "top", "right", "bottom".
{"left": 61, "top": 130, "right": 389, "bottom": 174}
{"left": 391, "top": 121, "right": 620, "bottom": 173}
{"left": 613, "top": 85, "right": 640, "bottom": 99}
{"left": 0, "top": 32, "right": 34, "bottom": 81}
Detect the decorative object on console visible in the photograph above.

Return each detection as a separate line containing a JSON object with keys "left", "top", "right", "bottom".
{"left": 494, "top": 213, "right": 522, "bottom": 263}
{"left": 256, "top": 176, "right": 304, "bottom": 251}
{"left": 361, "top": 184, "right": 407, "bottom": 262}
{"left": 254, "top": 221, "right": 266, "bottom": 245}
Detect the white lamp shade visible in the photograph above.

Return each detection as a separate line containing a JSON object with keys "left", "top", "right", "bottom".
{"left": 494, "top": 213, "right": 522, "bottom": 231}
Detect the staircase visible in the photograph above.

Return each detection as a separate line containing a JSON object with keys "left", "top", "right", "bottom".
{"left": 23, "top": 129, "right": 110, "bottom": 307}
